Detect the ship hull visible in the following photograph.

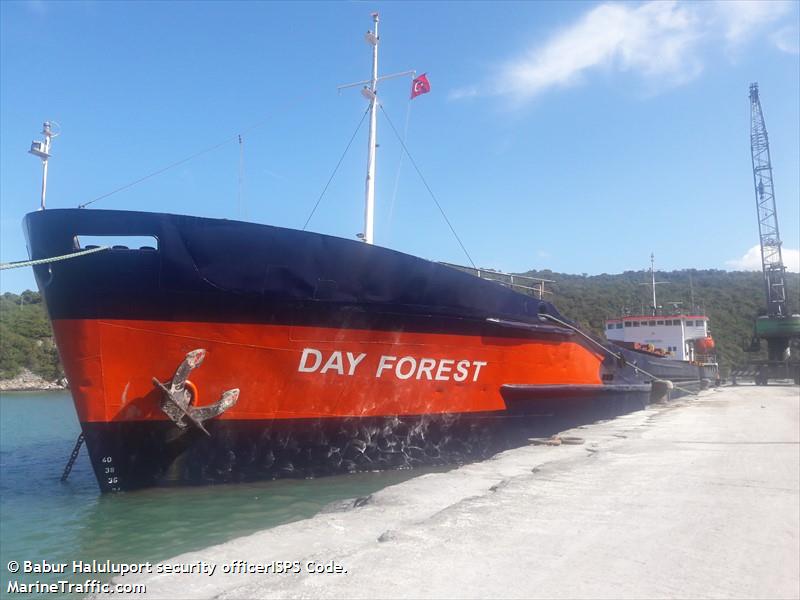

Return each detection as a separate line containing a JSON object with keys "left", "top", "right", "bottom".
{"left": 24, "top": 209, "right": 682, "bottom": 492}
{"left": 607, "top": 347, "right": 720, "bottom": 388}
{"left": 82, "top": 396, "right": 651, "bottom": 492}
{"left": 54, "top": 315, "right": 648, "bottom": 492}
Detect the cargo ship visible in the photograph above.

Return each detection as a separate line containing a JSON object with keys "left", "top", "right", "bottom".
{"left": 22, "top": 15, "right": 708, "bottom": 492}
{"left": 603, "top": 256, "right": 719, "bottom": 386}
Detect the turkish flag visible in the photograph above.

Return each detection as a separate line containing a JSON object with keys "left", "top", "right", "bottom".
{"left": 410, "top": 73, "right": 431, "bottom": 99}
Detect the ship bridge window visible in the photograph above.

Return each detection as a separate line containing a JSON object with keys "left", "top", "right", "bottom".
{"left": 685, "top": 320, "right": 694, "bottom": 327}
{"left": 648, "top": 321, "right": 656, "bottom": 326}
{"left": 607, "top": 323, "right": 614, "bottom": 330}
{"left": 624, "top": 322, "right": 632, "bottom": 328}
{"left": 76, "top": 235, "right": 159, "bottom": 251}
{"left": 656, "top": 320, "right": 664, "bottom": 325}
{"left": 616, "top": 323, "right": 623, "bottom": 329}
{"left": 633, "top": 322, "right": 640, "bottom": 327}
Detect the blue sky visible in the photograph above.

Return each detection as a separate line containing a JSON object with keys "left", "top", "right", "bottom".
{"left": 1, "top": 0, "right": 798, "bottom": 293}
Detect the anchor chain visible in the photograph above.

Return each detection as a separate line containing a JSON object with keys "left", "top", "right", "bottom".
{"left": 60, "top": 432, "right": 85, "bottom": 482}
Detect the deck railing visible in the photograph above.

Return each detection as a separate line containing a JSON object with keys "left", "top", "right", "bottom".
{"left": 439, "top": 262, "right": 554, "bottom": 299}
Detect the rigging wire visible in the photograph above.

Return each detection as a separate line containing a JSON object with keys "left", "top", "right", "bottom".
{"left": 378, "top": 103, "right": 476, "bottom": 269}
{"left": 302, "top": 105, "right": 371, "bottom": 231}
{"left": 77, "top": 119, "right": 271, "bottom": 209}
{"left": 238, "top": 134, "right": 245, "bottom": 220}
{"left": 385, "top": 98, "right": 412, "bottom": 240}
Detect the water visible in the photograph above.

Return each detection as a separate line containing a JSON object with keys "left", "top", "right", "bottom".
{"left": 0, "top": 391, "right": 434, "bottom": 597}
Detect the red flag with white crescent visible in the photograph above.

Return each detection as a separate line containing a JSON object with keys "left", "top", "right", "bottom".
{"left": 410, "top": 73, "right": 431, "bottom": 99}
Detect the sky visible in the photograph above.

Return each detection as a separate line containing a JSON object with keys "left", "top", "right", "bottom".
{"left": 1, "top": 0, "right": 799, "bottom": 294}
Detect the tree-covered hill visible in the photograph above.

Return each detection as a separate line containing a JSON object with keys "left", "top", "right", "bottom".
{"left": 519, "top": 268, "right": 800, "bottom": 372}
{"left": 1, "top": 269, "right": 798, "bottom": 381}
{"left": 0, "top": 291, "right": 63, "bottom": 380}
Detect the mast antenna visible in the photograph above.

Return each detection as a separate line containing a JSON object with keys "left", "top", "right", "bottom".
{"left": 29, "top": 121, "right": 59, "bottom": 210}
{"left": 639, "top": 253, "right": 668, "bottom": 315}
{"left": 337, "top": 13, "right": 416, "bottom": 244}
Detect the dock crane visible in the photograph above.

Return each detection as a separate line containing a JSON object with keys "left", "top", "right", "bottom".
{"left": 745, "top": 83, "right": 800, "bottom": 385}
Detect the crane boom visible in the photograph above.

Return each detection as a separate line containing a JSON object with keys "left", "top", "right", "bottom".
{"left": 749, "top": 82, "right": 787, "bottom": 318}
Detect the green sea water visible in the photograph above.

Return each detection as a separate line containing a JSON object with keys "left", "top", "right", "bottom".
{"left": 0, "top": 391, "right": 432, "bottom": 598}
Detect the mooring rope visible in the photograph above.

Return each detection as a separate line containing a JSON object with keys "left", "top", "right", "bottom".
{"left": 0, "top": 245, "right": 110, "bottom": 271}
{"left": 538, "top": 312, "right": 698, "bottom": 396}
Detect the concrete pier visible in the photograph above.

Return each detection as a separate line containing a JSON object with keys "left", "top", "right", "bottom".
{"left": 111, "top": 385, "right": 800, "bottom": 599}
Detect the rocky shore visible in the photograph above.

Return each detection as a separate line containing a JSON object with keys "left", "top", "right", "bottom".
{"left": 0, "top": 368, "right": 67, "bottom": 392}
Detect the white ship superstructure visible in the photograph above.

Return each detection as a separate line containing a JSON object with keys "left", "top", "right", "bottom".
{"left": 605, "top": 255, "right": 716, "bottom": 365}
{"left": 605, "top": 315, "right": 710, "bottom": 361}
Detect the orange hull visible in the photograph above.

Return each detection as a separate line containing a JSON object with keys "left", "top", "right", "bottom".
{"left": 53, "top": 318, "right": 605, "bottom": 424}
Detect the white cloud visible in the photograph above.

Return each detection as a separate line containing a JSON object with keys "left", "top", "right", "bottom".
{"left": 771, "top": 26, "right": 800, "bottom": 54}
{"left": 712, "top": 0, "right": 792, "bottom": 45}
{"left": 727, "top": 245, "right": 800, "bottom": 272}
{"left": 501, "top": 2, "right": 700, "bottom": 101}
{"left": 452, "top": 0, "right": 797, "bottom": 103}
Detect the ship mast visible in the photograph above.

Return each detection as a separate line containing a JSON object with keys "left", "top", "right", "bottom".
{"left": 363, "top": 12, "right": 379, "bottom": 245}
{"left": 641, "top": 253, "right": 667, "bottom": 316}
{"left": 28, "top": 121, "right": 57, "bottom": 210}
{"left": 650, "top": 253, "right": 657, "bottom": 313}
{"left": 338, "top": 14, "right": 416, "bottom": 245}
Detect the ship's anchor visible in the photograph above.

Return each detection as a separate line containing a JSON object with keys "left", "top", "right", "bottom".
{"left": 152, "top": 349, "right": 239, "bottom": 436}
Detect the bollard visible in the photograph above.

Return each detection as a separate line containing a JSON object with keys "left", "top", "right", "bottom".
{"left": 650, "top": 379, "right": 674, "bottom": 403}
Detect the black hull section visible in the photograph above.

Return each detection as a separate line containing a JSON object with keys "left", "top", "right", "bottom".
{"left": 23, "top": 209, "right": 562, "bottom": 333}
{"left": 83, "top": 392, "right": 650, "bottom": 493}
